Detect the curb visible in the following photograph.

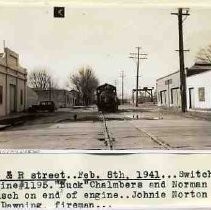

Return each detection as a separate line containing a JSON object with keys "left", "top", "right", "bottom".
{"left": 0, "top": 124, "right": 11, "bottom": 131}
{"left": 0, "top": 114, "right": 37, "bottom": 130}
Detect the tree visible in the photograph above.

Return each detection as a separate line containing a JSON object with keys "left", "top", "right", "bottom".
{"left": 196, "top": 45, "right": 211, "bottom": 63}
{"left": 69, "top": 66, "right": 99, "bottom": 106}
{"left": 28, "top": 69, "right": 57, "bottom": 90}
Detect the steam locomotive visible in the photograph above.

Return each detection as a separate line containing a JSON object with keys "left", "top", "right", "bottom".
{"left": 96, "top": 83, "right": 119, "bottom": 112}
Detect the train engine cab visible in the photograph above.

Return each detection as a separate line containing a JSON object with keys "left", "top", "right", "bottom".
{"left": 96, "top": 83, "right": 119, "bottom": 112}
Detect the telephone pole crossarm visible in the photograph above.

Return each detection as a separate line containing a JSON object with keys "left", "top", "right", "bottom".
{"left": 175, "top": 49, "right": 190, "bottom": 52}
{"left": 130, "top": 53, "right": 148, "bottom": 56}
{"left": 129, "top": 57, "right": 147, "bottom": 60}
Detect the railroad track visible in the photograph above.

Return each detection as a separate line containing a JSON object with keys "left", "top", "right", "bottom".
{"left": 97, "top": 111, "right": 172, "bottom": 150}
{"left": 98, "top": 112, "right": 115, "bottom": 150}
{"left": 122, "top": 113, "right": 172, "bottom": 150}
{"left": 132, "top": 125, "right": 171, "bottom": 150}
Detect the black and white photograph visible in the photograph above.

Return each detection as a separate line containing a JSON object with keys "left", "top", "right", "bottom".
{"left": 0, "top": 1, "right": 210, "bottom": 150}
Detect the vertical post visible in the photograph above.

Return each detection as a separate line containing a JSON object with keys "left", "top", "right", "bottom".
{"left": 49, "top": 80, "right": 52, "bottom": 101}
{"left": 136, "top": 47, "right": 140, "bottom": 107}
{"left": 24, "top": 74, "right": 26, "bottom": 111}
{"left": 5, "top": 45, "right": 8, "bottom": 115}
{"left": 171, "top": 8, "right": 189, "bottom": 112}
{"left": 114, "top": 80, "right": 117, "bottom": 87}
{"left": 132, "top": 90, "right": 134, "bottom": 104}
{"left": 129, "top": 47, "right": 147, "bottom": 107}
{"left": 121, "top": 71, "right": 124, "bottom": 104}
{"left": 167, "top": 81, "right": 170, "bottom": 107}
{"left": 178, "top": 8, "right": 187, "bottom": 112}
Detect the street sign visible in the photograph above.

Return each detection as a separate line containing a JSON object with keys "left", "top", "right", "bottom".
{"left": 165, "top": 79, "right": 172, "bottom": 85}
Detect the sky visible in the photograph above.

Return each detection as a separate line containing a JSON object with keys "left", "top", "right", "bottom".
{"left": 0, "top": 3, "right": 211, "bottom": 98}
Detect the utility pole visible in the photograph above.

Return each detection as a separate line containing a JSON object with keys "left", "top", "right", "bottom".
{"left": 120, "top": 71, "right": 125, "bottom": 104}
{"left": 129, "top": 47, "right": 147, "bottom": 107}
{"left": 4, "top": 40, "right": 8, "bottom": 114}
{"left": 171, "top": 8, "right": 190, "bottom": 112}
{"left": 114, "top": 79, "right": 117, "bottom": 87}
{"left": 49, "top": 79, "right": 52, "bottom": 101}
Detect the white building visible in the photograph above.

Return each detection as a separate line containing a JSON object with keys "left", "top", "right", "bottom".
{"left": 0, "top": 48, "right": 27, "bottom": 116}
{"left": 156, "top": 71, "right": 181, "bottom": 108}
{"left": 187, "top": 64, "right": 211, "bottom": 110}
{"left": 156, "top": 63, "right": 211, "bottom": 110}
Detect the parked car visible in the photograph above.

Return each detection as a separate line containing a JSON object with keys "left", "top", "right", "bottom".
{"left": 28, "top": 101, "right": 57, "bottom": 112}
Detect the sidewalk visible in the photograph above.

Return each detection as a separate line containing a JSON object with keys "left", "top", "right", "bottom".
{"left": 119, "top": 103, "right": 211, "bottom": 121}
{"left": 0, "top": 112, "right": 37, "bottom": 130}
{"left": 186, "top": 109, "right": 211, "bottom": 121}
{"left": 158, "top": 106, "right": 211, "bottom": 121}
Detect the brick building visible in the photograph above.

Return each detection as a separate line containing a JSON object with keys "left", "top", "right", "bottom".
{"left": 0, "top": 48, "right": 27, "bottom": 116}
{"left": 34, "top": 89, "right": 77, "bottom": 108}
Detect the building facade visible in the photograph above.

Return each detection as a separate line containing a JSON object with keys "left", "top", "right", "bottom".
{"left": 34, "top": 89, "right": 76, "bottom": 108}
{"left": 156, "top": 63, "right": 211, "bottom": 110}
{"left": 156, "top": 71, "right": 181, "bottom": 108}
{"left": 187, "top": 68, "right": 211, "bottom": 110}
{"left": 0, "top": 48, "right": 27, "bottom": 116}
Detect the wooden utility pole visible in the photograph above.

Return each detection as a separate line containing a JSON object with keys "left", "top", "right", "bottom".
{"left": 4, "top": 40, "right": 8, "bottom": 114}
{"left": 129, "top": 47, "right": 147, "bottom": 107}
{"left": 114, "top": 79, "right": 117, "bottom": 87}
{"left": 49, "top": 79, "right": 52, "bottom": 101}
{"left": 171, "top": 8, "right": 190, "bottom": 112}
{"left": 120, "top": 71, "right": 125, "bottom": 104}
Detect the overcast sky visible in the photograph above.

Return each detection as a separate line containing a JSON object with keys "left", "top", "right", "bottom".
{"left": 0, "top": 4, "right": 211, "bottom": 98}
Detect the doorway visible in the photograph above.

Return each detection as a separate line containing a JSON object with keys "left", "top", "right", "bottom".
{"left": 160, "top": 90, "right": 167, "bottom": 105}
{"left": 10, "top": 84, "right": 16, "bottom": 113}
{"left": 189, "top": 88, "right": 195, "bottom": 109}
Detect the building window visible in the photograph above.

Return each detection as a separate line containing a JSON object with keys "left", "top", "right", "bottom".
{"left": 198, "top": 87, "right": 205, "bottom": 102}
{"left": 0, "top": 86, "right": 3, "bottom": 104}
{"left": 20, "top": 90, "right": 23, "bottom": 105}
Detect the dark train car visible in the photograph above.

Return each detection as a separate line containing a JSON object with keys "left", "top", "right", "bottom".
{"left": 96, "top": 83, "right": 119, "bottom": 112}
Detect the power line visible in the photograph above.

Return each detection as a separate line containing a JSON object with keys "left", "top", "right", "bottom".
{"left": 129, "top": 47, "right": 148, "bottom": 107}
{"left": 171, "top": 8, "right": 190, "bottom": 113}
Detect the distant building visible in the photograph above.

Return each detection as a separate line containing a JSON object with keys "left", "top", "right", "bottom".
{"left": 27, "top": 87, "right": 38, "bottom": 108}
{"left": 156, "top": 63, "right": 211, "bottom": 110}
{"left": 0, "top": 48, "right": 27, "bottom": 116}
{"left": 33, "top": 89, "right": 77, "bottom": 108}
{"left": 69, "top": 89, "right": 82, "bottom": 106}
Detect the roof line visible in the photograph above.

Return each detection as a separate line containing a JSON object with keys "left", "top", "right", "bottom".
{"left": 187, "top": 69, "right": 211, "bottom": 77}
{"left": 156, "top": 70, "right": 179, "bottom": 81}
